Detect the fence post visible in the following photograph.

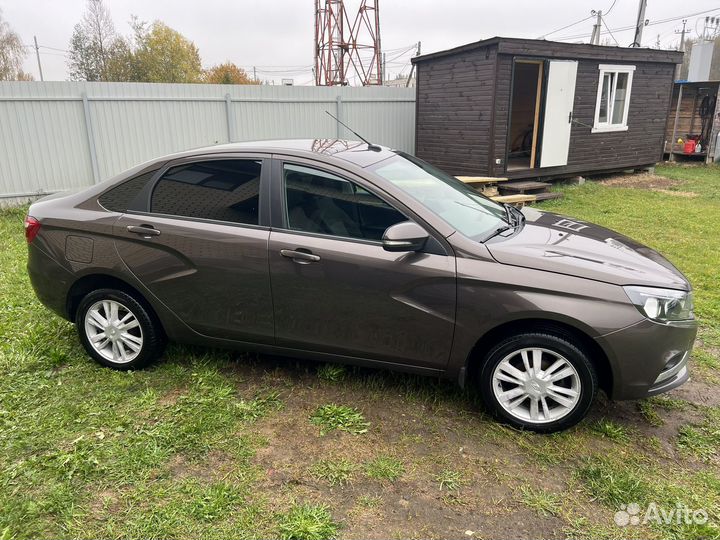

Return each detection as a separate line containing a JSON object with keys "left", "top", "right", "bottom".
{"left": 335, "top": 95, "right": 343, "bottom": 138}
{"left": 225, "top": 93, "right": 235, "bottom": 143}
{"left": 81, "top": 92, "right": 100, "bottom": 184}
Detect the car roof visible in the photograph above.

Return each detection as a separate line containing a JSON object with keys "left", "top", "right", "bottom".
{"left": 178, "top": 139, "right": 397, "bottom": 168}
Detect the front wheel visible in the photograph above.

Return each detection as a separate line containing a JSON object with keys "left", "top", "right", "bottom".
{"left": 478, "top": 332, "right": 598, "bottom": 433}
{"left": 76, "top": 288, "right": 165, "bottom": 370}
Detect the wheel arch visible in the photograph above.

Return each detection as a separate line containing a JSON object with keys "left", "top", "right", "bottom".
{"left": 66, "top": 273, "right": 162, "bottom": 330}
{"left": 465, "top": 318, "right": 613, "bottom": 396}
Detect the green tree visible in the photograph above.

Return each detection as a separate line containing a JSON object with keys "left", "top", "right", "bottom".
{"left": 131, "top": 20, "right": 202, "bottom": 83}
{"left": 0, "top": 9, "right": 27, "bottom": 81}
{"left": 203, "top": 62, "right": 258, "bottom": 84}
{"left": 67, "top": 0, "right": 117, "bottom": 81}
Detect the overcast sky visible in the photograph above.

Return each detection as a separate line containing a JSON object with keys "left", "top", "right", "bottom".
{"left": 5, "top": 0, "right": 720, "bottom": 83}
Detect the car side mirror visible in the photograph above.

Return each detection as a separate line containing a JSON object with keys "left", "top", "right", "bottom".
{"left": 382, "top": 221, "right": 429, "bottom": 252}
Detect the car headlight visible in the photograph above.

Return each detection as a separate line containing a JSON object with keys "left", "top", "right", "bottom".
{"left": 623, "top": 286, "right": 694, "bottom": 322}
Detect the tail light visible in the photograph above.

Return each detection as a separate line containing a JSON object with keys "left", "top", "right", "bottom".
{"left": 24, "top": 216, "right": 41, "bottom": 243}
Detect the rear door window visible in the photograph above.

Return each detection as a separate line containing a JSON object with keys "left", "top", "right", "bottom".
{"left": 151, "top": 159, "right": 262, "bottom": 225}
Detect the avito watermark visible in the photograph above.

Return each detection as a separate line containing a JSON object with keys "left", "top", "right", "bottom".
{"left": 614, "top": 502, "right": 708, "bottom": 527}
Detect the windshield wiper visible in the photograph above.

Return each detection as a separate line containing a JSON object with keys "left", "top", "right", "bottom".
{"left": 483, "top": 205, "right": 525, "bottom": 242}
{"left": 503, "top": 203, "right": 514, "bottom": 225}
{"left": 506, "top": 203, "right": 526, "bottom": 226}
{"left": 482, "top": 224, "right": 517, "bottom": 242}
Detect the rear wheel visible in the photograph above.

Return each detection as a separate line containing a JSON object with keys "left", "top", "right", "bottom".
{"left": 478, "top": 332, "right": 597, "bottom": 433}
{"left": 76, "top": 288, "right": 165, "bottom": 370}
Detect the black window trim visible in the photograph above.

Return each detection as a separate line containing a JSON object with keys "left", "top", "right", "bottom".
{"left": 269, "top": 155, "right": 450, "bottom": 255}
{"left": 128, "top": 152, "right": 272, "bottom": 229}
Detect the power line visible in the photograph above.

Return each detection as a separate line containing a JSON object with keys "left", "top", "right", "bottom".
{"left": 604, "top": 0, "right": 620, "bottom": 16}
{"left": 554, "top": 7, "right": 720, "bottom": 41}
{"left": 538, "top": 14, "right": 595, "bottom": 39}
{"left": 599, "top": 15, "right": 619, "bottom": 45}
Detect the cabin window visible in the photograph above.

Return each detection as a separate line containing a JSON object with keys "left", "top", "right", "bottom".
{"left": 592, "top": 64, "right": 635, "bottom": 133}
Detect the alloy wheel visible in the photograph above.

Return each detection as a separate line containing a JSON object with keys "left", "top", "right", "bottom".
{"left": 491, "top": 347, "right": 581, "bottom": 424}
{"left": 83, "top": 299, "right": 143, "bottom": 364}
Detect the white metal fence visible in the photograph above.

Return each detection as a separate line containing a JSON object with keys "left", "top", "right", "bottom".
{"left": 0, "top": 82, "right": 416, "bottom": 202}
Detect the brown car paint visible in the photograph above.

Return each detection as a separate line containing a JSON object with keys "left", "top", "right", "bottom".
{"left": 26, "top": 139, "right": 697, "bottom": 400}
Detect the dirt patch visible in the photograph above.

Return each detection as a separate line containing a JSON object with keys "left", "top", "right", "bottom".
{"left": 88, "top": 489, "right": 122, "bottom": 518}
{"left": 654, "top": 189, "right": 698, "bottom": 198}
{"left": 596, "top": 172, "right": 683, "bottom": 190}
{"left": 671, "top": 378, "right": 720, "bottom": 408}
{"left": 158, "top": 387, "right": 186, "bottom": 407}
{"left": 167, "top": 450, "right": 238, "bottom": 482}
{"left": 243, "top": 364, "right": 617, "bottom": 540}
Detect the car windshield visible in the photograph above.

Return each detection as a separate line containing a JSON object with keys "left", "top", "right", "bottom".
{"left": 369, "top": 152, "right": 507, "bottom": 241}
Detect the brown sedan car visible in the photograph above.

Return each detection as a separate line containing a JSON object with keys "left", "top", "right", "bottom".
{"left": 25, "top": 139, "right": 696, "bottom": 432}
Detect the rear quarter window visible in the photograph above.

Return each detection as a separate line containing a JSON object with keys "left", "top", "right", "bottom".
{"left": 98, "top": 169, "right": 159, "bottom": 212}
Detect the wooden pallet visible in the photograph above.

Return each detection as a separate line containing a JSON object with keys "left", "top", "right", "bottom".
{"left": 498, "top": 180, "right": 552, "bottom": 194}
{"left": 456, "top": 176, "right": 509, "bottom": 185}
{"left": 491, "top": 192, "right": 563, "bottom": 204}
{"left": 491, "top": 194, "right": 537, "bottom": 205}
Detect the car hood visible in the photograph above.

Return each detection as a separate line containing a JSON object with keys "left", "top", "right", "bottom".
{"left": 485, "top": 207, "right": 689, "bottom": 289}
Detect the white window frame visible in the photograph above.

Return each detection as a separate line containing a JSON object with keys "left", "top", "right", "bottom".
{"left": 592, "top": 64, "right": 636, "bottom": 133}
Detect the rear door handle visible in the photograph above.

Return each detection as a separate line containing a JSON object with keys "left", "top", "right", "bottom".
{"left": 127, "top": 225, "right": 161, "bottom": 237}
{"left": 280, "top": 249, "right": 320, "bottom": 263}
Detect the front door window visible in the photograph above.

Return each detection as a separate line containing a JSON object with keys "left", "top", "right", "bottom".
{"left": 283, "top": 163, "right": 406, "bottom": 241}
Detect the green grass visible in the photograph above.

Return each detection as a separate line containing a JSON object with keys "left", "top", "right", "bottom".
{"left": 576, "top": 457, "right": 653, "bottom": 508}
{"left": 677, "top": 408, "right": 720, "bottom": 462}
{"left": 310, "top": 459, "right": 356, "bottom": 486}
{"left": 638, "top": 400, "right": 665, "bottom": 427}
{"left": 576, "top": 455, "right": 720, "bottom": 539}
{"left": 277, "top": 503, "right": 339, "bottom": 540}
{"left": 364, "top": 455, "right": 404, "bottom": 482}
{"left": 590, "top": 418, "right": 630, "bottom": 443}
{"left": 519, "top": 486, "right": 562, "bottom": 517}
{"left": 317, "top": 364, "right": 347, "bottom": 382}
{"left": 2, "top": 164, "right": 720, "bottom": 539}
{"left": 309, "top": 404, "right": 370, "bottom": 435}
{"left": 435, "top": 469, "right": 465, "bottom": 492}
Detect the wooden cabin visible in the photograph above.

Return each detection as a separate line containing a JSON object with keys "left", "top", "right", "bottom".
{"left": 412, "top": 37, "right": 683, "bottom": 179}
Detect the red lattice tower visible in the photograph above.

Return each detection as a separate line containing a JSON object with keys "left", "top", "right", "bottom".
{"left": 314, "top": 0, "right": 382, "bottom": 86}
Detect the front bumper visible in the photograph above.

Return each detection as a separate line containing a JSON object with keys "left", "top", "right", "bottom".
{"left": 596, "top": 318, "right": 697, "bottom": 400}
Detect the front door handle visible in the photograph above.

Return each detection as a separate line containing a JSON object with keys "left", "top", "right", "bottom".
{"left": 127, "top": 225, "right": 161, "bottom": 238}
{"left": 280, "top": 249, "right": 320, "bottom": 263}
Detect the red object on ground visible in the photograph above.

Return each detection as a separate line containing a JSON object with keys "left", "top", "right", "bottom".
{"left": 684, "top": 140, "right": 696, "bottom": 154}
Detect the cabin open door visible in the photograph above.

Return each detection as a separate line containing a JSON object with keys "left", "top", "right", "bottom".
{"left": 539, "top": 60, "right": 578, "bottom": 168}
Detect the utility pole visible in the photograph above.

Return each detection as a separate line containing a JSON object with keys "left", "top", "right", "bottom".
{"left": 382, "top": 52, "right": 386, "bottom": 84}
{"left": 630, "top": 0, "right": 647, "bottom": 47}
{"left": 590, "top": 10, "right": 602, "bottom": 45}
{"left": 405, "top": 41, "right": 421, "bottom": 87}
{"left": 253, "top": 66, "right": 257, "bottom": 82}
{"left": 33, "top": 36, "right": 44, "bottom": 81}
{"left": 674, "top": 19, "right": 687, "bottom": 80}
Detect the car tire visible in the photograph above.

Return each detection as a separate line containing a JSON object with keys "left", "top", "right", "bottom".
{"left": 76, "top": 288, "right": 166, "bottom": 370}
{"left": 478, "top": 332, "right": 598, "bottom": 433}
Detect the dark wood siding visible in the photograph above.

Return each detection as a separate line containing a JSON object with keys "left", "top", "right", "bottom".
{"left": 415, "top": 45, "right": 496, "bottom": 176}
{"left": 414, "top": 38, "right": 680, "bottom": 179}
{"left": 493, "top": 57, "right": 676, "bottom": 177}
